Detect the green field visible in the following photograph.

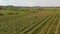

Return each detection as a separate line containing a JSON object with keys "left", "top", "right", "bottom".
{"left": 0, "top": 8, "right": 60, "bottom": 34}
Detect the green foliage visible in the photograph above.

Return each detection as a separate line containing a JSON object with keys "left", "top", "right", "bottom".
{"left": 0, "top": 6, "right": 60, "bottom": 34}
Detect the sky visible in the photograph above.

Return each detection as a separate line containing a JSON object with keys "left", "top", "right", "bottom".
{"left": 0, "top": 0, "right": 60, "bottom": 6}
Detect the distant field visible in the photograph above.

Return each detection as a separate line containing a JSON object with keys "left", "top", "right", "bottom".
{"left": 0, "top": 8, "right": 60, "bottom": 34}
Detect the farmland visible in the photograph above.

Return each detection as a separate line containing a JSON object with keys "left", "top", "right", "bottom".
{"left": 0, "top": 7, "right": 60, "bottom": 34}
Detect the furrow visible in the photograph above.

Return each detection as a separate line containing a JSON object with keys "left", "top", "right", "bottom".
{"left": 26, "top": 15, "right": 53, "bottom": 34}
{"left": 55, "top": 15, "right": 60, "bottom": 34}
{"left": 15, "top": 14, "right": 48, "bottom": 34}
{"left": 20, "top": 15, "right": 52, "bottom": 34}
{"left": 47, "top": 15, "right": 59, "bottom": 34}
{"left": 39, "top": 15, "right": 56, "bottom": 34}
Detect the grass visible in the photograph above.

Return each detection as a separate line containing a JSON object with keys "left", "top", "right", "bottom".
{"left": 0, "top": 8, "right": 60, "bottom": 34}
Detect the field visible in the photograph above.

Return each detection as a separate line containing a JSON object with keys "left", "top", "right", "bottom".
{"left": 0, "top": 8, "right": 60, "bottom": 34}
